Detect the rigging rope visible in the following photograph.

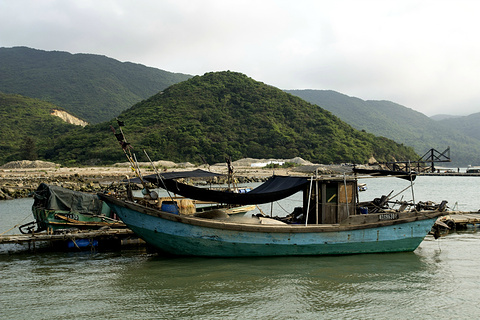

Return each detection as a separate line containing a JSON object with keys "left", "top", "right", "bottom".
{"left": 1, "top": 212, "right": 32, "bottom": 235}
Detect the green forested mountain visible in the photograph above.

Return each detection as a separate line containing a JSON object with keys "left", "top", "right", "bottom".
{"left": 286, "top": 90, "right": 480, "bottom": 166}
{"left": 437, "top": 112, "right": 480, "bottom": 141}
{"left": 0, "top": 93, "right": 80, "bottom": 164}
{"left": 0, "top": 47, "right": 191, "bottom": 123}
{"left": 45, "top": 71, "right": 418, "bottom": 166}
{"left": 430, "top": 114, "right": 462, "bottom": 121}
{"left": 2, "top": 46, "right": 475, "bottom": 166}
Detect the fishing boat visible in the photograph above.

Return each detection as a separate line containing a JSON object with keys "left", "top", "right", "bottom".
{"left": 20, "top": 183, "right": 125, "bottom": 234}
{"left": 98, "top": 169, "right": 446, "bottom": 257}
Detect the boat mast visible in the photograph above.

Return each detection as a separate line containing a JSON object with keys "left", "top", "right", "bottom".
{"left": 111, "top": 119, "right": 147, "bottom": 188}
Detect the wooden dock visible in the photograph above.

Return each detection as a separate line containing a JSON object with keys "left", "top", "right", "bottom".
{"left": 438, "top": 211, "right": 480, "bottom": 229}
{"left": 0, "top": 228, "right": 144, "bottom": 253}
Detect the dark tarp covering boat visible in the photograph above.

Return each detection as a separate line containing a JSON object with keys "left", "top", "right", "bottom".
{"left": 159, "top": 176, "right": 309, "bottom": 205}
{"left": 33, "top": 183, "right": 103, "bottom": 214}
{"left": 127, "top": 169, "right": 308, "bottom": 204}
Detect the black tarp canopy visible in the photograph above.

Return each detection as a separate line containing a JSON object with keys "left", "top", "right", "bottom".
{"left": 159, "top": 175, "right": 309, "bottom": 205}
{"left": 33, "top": 183, "right": 103, "bottom": 214}
{"left": 127, "top": 169, "right": 309, "bottom": 204}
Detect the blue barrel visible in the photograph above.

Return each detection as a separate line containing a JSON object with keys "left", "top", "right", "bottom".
{"left": 67, "top": 239, "right": 98, "bottom": 249}
{"left": 161, "top": 201, "right": 179, "bottom": 214}
{"left": 359, "top": 207, "right": 368, "bottom": 214}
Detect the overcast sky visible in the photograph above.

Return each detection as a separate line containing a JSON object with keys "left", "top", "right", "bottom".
{"left": 1, "top": 0, "right": 479, "bottom": 116}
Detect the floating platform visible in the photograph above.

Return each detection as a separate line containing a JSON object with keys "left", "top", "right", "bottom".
{"left": 438, "top": 212, "right": 480, "bottom": 229}
{"left": 0, "top": 228, "right": 144, "bottom": 254}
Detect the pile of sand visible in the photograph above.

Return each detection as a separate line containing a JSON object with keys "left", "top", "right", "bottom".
{"left": 231, "top": 157, "right": 313, "bottom": 167}
{"left": 0, "top": 160, "right": 59, "bottom": 169}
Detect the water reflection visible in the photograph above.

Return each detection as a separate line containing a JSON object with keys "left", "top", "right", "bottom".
{"left": 108, "top": 251, "right": 434, "bottom": 319}
{"left": 1, "top": 233, "right": 479, "bottom": 319}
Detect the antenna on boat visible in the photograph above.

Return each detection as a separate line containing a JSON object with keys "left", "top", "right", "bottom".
{"left": 198, "top": 154, "right": 210, "bottom": 171}
{"left": 225, "top": 156, "right": 237, "bottom": 191}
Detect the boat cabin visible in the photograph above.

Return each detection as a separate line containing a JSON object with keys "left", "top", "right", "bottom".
{"left": 303, "top": 177, "right": 357, "bottom": 225}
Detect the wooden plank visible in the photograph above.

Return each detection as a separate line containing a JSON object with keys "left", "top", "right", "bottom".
{"left": 438, "top": 212, "right": 480, "bottom": 228}
{"left": 0, "top": 229, "right": 135, "bottom": 244}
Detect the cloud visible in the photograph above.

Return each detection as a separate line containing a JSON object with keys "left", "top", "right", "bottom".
{"left": 1, "top": 0, "right": 480, "bottom": 116}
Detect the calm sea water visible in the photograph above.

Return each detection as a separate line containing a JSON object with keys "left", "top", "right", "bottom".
{"left": 1, "top": 176, "right": 480, "bottom": 319}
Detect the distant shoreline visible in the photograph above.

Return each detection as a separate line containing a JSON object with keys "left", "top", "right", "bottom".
{"left": 0, "top": 164, "right": 303, "bottom": 200}
{"left": 3, "top": 163, "right": 479, "bottom": 200}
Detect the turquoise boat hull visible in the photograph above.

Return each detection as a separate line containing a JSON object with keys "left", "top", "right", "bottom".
{"left": 100, "top": 194, "right": 440, "bottom": 257}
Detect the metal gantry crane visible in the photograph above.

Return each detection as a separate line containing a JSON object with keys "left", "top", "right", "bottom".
{"left": 381, "top": 147, "right": 451, "bottom": 173}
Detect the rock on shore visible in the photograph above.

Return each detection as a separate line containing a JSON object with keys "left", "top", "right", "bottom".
{"left": 0, "top": 169, "right": 268, "bottom": 200}
{"left": 0, "top": 158, "right": 352, "bottom": 200}
{"left": 0, "top": 164, "right": 269, "bottom": 200}
{"left": 0, "top": 160, "right": 59, "bottom": 169}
